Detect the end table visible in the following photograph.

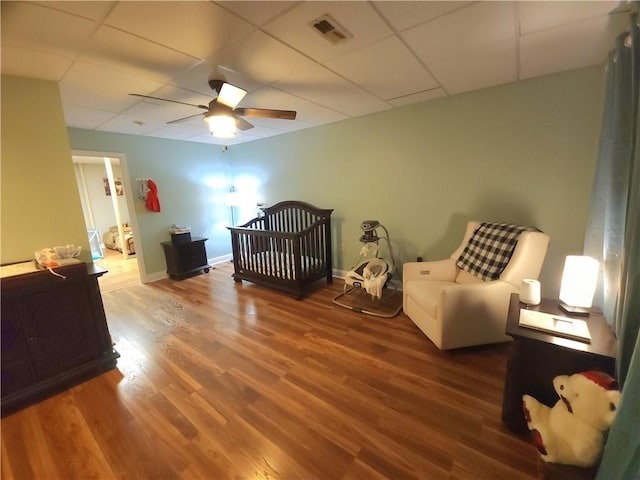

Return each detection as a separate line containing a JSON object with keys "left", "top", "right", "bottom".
{"left": 502, "top": 293, "right": 617, "bottom": 433}
{"left": 161, "top": 236, "right": 210, "bottom": 280}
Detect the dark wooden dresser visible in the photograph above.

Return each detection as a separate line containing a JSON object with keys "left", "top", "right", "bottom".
{"left": 1, "top": 262, "right": 118, "bottom": 416}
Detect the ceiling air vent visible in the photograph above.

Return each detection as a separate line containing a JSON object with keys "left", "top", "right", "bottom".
{"left": 309, "top": 14, "right": 352, "bottom": 45}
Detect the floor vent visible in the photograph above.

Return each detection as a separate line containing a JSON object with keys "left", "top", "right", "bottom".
{"left": 309, "top": 14, "right": 352, "bottom": 44}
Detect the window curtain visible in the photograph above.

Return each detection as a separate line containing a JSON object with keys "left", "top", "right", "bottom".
{"left": 591, "top": 10, "right": 640, "bottom": 480}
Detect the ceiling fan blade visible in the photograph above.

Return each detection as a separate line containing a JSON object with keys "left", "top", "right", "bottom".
{"left": 167, "top": 113, "right": 204, "bottom": 124}
{"left": 129, "top": 93, "right": 208, "bottom": 110}
{"left": 235, "top": 115, "right": 254, "bottom": 131}
{"left": 234, "top": 108, "right": 296, "bottom": 120}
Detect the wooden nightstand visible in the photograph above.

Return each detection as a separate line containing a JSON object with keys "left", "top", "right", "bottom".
{"left": 161, "top": 237, "right": 210, "bottom": 280}
{"left": 501, "top": 293, "right": 617, "bottom": 433}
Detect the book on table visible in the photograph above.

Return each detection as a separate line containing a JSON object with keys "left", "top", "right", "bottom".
{"left": 518, "top": 308, "right": 592, "bottom": 343}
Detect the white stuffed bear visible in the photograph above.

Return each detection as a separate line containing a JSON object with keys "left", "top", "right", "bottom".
{"left": 522, "top": 370, "right": 620, "bottom": 467}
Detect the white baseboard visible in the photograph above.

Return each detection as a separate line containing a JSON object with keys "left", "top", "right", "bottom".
{"left": 210, "top": 254, "right": 232, "bottom": 265}
{"left": 145, "top": 254, "right": 233, "bottom": 283}
{"left": 145, "top": 271, "right": 168, "bottom": 283}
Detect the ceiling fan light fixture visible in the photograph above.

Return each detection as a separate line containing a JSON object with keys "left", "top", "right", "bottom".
{"left": 217, "top": 82, "right": 247, "bottom": 108}
{"left": 205, "top": 114, "right": 236, "bottom": 138}
{"left": 132, "top": 79, "right": 295, "bottom": 135}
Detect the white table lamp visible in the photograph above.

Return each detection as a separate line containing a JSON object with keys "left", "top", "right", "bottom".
{"left": 559, "top": 255, "right": 599, "bottom": 316}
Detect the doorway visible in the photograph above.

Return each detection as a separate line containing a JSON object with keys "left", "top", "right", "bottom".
{"left": 72, "top": 153, "right": 142, "bottom": 292}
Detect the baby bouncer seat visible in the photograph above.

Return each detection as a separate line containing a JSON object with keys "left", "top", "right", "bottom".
{"left": 333, "top": 220, "right": 403, "bottom": 317}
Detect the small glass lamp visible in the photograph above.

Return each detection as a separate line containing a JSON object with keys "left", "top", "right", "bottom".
{"left": 559, "top": 255, "right": 599, "bottom": 316}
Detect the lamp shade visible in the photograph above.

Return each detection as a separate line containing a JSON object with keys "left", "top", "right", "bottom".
{"left": 205, "top": 114, "right": 236, "bottom": 138}
{"left": 204, "top": 102, "right": 238, "bottom": 138}
{"left": 559, "top": 256, "right": 599, "bottom": 311}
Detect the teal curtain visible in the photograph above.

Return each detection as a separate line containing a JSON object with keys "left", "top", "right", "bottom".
{"left": 594, "top": 11, "right": 640, "bottom": 480}
{"left": 584, "top": 32, "right": 635, "bottom": 323}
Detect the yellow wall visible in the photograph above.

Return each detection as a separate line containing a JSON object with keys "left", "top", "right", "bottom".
{"left": 1, "top": 75, "right": 89, "bottom": 264}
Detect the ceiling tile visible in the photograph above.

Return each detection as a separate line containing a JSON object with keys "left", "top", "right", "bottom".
{"left": 122, "top": 99, "right": 202, "bottom": 127}
{"left": 520, "top": 16, "right": 617, "bottom": 80}
{"left": 212, "top": 30, "right": 317, "bottom": 85}
{"left": 324, "top": 35, "right": 439, "bottom": 101}
{"left": 217, "top": 1, "right": 300, "bottom": 26}
{"left": 429, "top": 38, "right": 517, "bottom": 95}
{"left": 388, "top": 87, "right": 447, "bottom": 107}
{"left": 237, "top": 124, "right": 292, "bottom": 139}
{"left": 402, "top": 2, "right": 515, "bottom": 65}
{"left": 240, "top": 86, "right": 308, "bottom": 111}
{"left": 292, "top": 101, "right": 350, "bottom": 126}
{"left": 142, "top": 85, "right": 212, "bottom": 109}
{"left": 320, "top": 86, "right": 392, "bottom": 117}
{"left": 97, "top": 114, "right": 167, "bottom": 135}
{"left": 274, "top": 64, "right": 354, "bottom": 104}
{"left": 104, "top": 1, "right": 254, "bottom": 59}
{"left": 372, "top": 1, "right": 473, "bottom": 32}
{"left": 32, "top": 1, "right": 115, "bottom": 21}
{"left": 274, "top": 63, "right": 390, "bottom": 117}
{"left": 59, "top": 62, "right": 165, "bottom": 112}
{"left": 63, "top": 105, "right": 118, "bottom": 129}
{"left": 1, "top": 2, "right": 97, "bottom": 58}
{"left": 79, "top": 26, "right": 201, "bottom": 83}
{"left": 0, "top": 46, "right": 73, "bottom": 81}
{"left": 141, "top": 123, "right": 207, "bottom": 140}
{"left": 263, "top": 1, "right": 393, "bottom": 62}
{"left": 519, "top": 1, "right": 619, "bottom": 34}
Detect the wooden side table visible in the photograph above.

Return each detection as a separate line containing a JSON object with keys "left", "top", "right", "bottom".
{"left": 502, "top": 293, "right": 617, "bottom": 433}
{"left": 161, "top": 237, "right": 210, "bottom": 280}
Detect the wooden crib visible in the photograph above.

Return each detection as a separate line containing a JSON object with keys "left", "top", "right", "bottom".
{"left": 228, "top": 201, "right": 333, "bottom": 299}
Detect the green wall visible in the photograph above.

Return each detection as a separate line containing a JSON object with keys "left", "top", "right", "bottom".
{"left": 229, "top": 66, "right": 605, "bottom": 297}
{"left": 67, "top": 129, "right": 232, "bottom": 276}
{"left": 1, "top": 76, "right": 90, "bottom": 264}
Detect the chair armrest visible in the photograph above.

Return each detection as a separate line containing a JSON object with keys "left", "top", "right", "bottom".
{"left": 403, "top": 259, "right": 458, "bottom": 283}
{"left": 438, "top": 280, "right": 519, "bottom": 348}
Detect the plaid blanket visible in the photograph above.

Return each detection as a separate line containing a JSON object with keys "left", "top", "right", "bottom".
{"left": 456, "top": 222, "right": 537, "bottom": 281}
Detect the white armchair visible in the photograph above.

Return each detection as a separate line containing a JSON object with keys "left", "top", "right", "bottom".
{"left": 403, "top": 221, "right": 550, "bottom": 350}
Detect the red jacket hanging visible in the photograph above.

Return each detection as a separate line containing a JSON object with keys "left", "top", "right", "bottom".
{"left": 145, "top": 179, "right": 161, "bottom": 212}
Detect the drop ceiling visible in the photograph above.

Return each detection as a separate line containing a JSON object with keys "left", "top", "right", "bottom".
{"left": 0, "top": 1, "right": 629, "bottom": 146}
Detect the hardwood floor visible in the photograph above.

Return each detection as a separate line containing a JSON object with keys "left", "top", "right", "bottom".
{"left": 95, "top": 247, "right": 141, "bottom": 293}
{"left": 1, "top": 263, "right": 540, "bottom": 480}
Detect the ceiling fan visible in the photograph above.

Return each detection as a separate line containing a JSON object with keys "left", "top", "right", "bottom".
{"left": 130, "top": 79, "right": 297, "bottom": 138}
